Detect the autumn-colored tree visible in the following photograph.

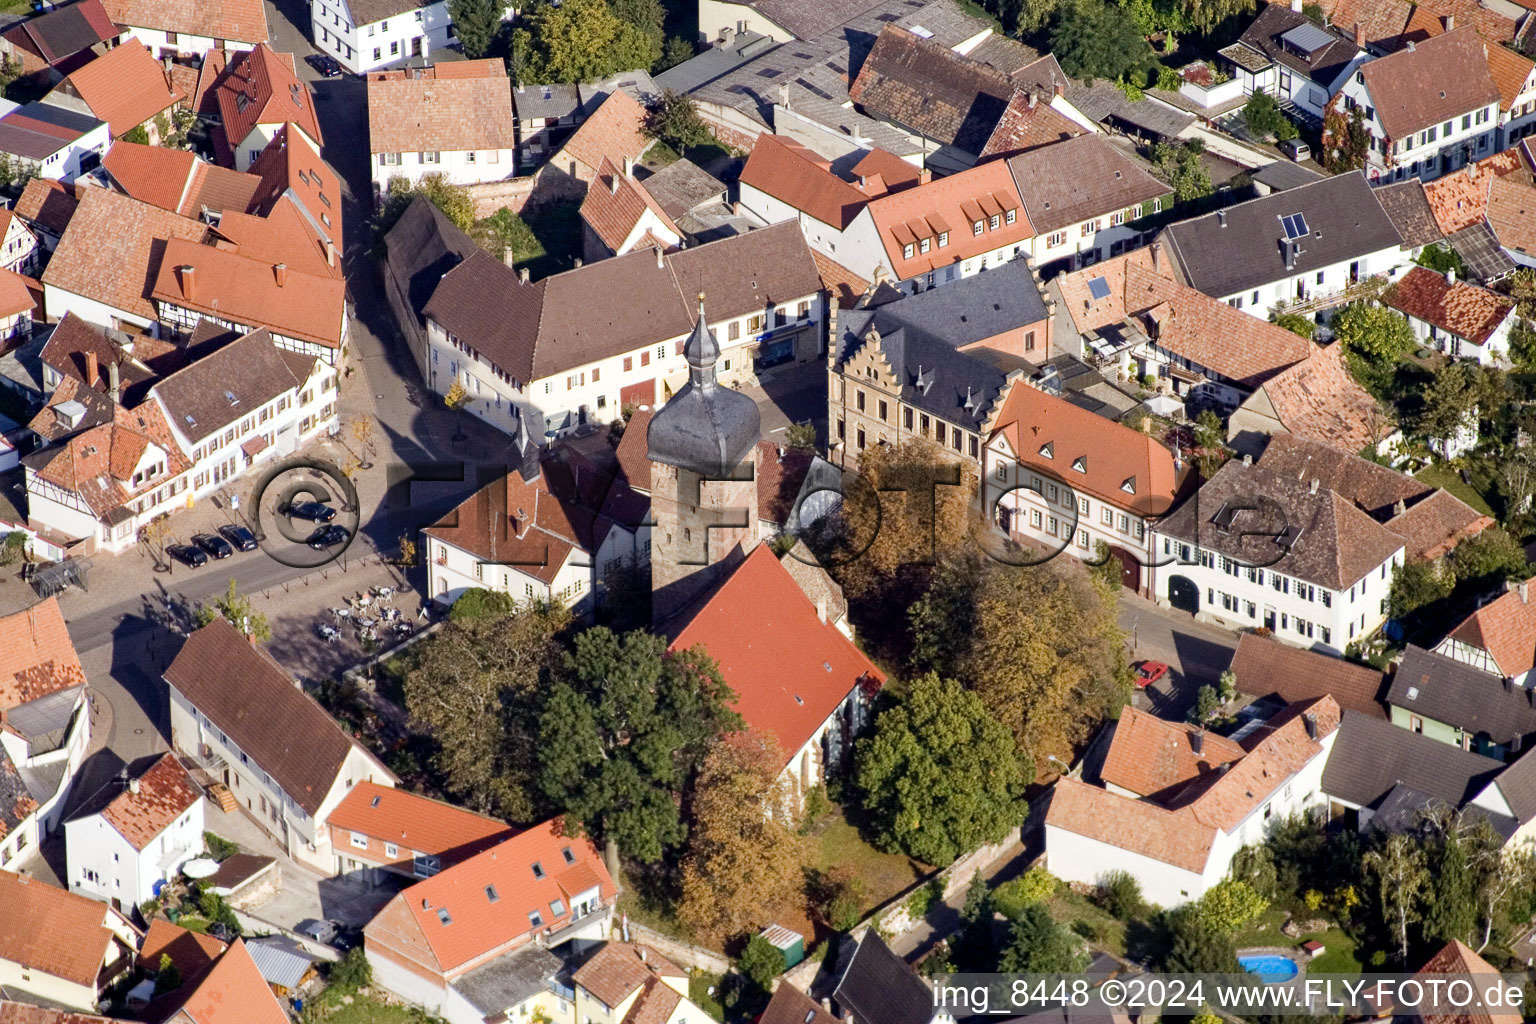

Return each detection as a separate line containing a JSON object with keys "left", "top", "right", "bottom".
{"left": 677, "top": 730, "right": 806, "bottom": 943}
{"left": 349, "top": 414, "right": 378, "bottom": 468}
{"left": 195, "top": 579, "right": 272, "bottom": 642}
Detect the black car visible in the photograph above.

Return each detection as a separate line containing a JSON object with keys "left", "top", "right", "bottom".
{"left": 192, "top": 533, "right": 234, "bottom": 559}
{"left": 304, "top": 53, "right": 343, "bottom": 77}
{"left": 218, "top": 524, "right": 258, "bottom": 551}
{"left": 284, "top": 500, "right": 338, "bottom": 522}
{"left": 329, "top": 928, "right": 362, "bottom": 953}
{"left": 307, "top": 525, "right": 351, "bottom": 549}
{"left": 167, "top": 544, "right": 208, "bottom": 568}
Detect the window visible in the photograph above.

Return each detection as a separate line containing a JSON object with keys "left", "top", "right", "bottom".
{"left": 1048, "top": 231, "right": 1066, "bottom": 247}
{"left": 551, "top": 898, "right": 566, "bottom": 916}
{"left": 797, "top": 300, "right": 810, "bottom": 318}
{"left": 531, "top": 861, "right": 545, "bottom": 879}
{"left": 385, "top": 842, "right": 398, "bottom": 857}
{"left": 856, "top": 390, "right": 865, "bottom": 411}
{"left": 591, "top": 367, "right": 600, "bottom": 382}
{"left": 372, "top": 46, "right": 380, "bottom": 59}
{"left": 902, "top": 243, "right": 914, "bottom": 259}
{"left": 878, "top": 400, "right": 888, "bottom": 421}
{"left": 466, "top": 151, "right": 476, "bottom": 163}
{"left": 972, "top": 220, "right": 984, "bottom": 236}
{"left": 486, "top": 885, "right": 500, "bottom": 902}
{"left": 1005, "top": 208, "right": 1016, "bottom": 225}
{"left": 1110, "top": 210, "right": 1125, "bottom": 226}
{"left": 390, "top": 40, "right": 399, "bottom": 54}
{"left": 937, "top": 231, "right": 948, "bottom": 247}
{"left": 529, "top": 911, "right": 544, "bottom": 928}
{"left": 640, "top": 351, "right": 650, "bottom": 367}
{"left": 437, "top": 908, "right": 451, "bottom": 925}
{"left": 728, "top": 321, "right": 740, "bottom": 340}
{"left": 918, "top": 237, "right": 930, "bottom": 254}
{"left": 167, "top": 30, "right": 179, "bottom": 43}
{"left": 988, "top": 214, "right": 1000, "bottom": 230}
{"left": 1102, "top": 507, "right": 1113, "bottom": 525}
{"left": 748, "top": 314, "right": 764, "bottom": 332}
{"left": 350, "top": 832, "right": 368, "bottom": 849}
{"left": 656, "top": 345, "right": 666, "bottom": 360}
{"left": 1025, "top": 330, "right": 1035, "bottom": 352}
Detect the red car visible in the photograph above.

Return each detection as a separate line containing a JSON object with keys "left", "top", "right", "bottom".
{"left": 1133, "top": 660, "right": 1169, "bottom": 689}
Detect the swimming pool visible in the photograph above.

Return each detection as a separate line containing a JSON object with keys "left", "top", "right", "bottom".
{"left": 1239, "top": 954, "right": 1300, "bottom": 983}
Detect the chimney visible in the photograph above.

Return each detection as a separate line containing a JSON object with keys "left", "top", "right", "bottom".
{"left": 656, "top": 246, "right": 665, "bottom": 269}
{"left": 1443, "top": 13, "right": 1454, "bottom": 29}
{"left": 1217, "top": 210, "right": 1227, "bottom": 228}
{"left": 639, "top": 948, "right": 647, "bottom": 963}
{"left": 177, "top": 264, "right": 196, "bottom": 301}
{"left": 519, "top": 266, "right": 531, "bottom": 284}
{"left": 1192, "top": 729, "right": 1205, "bottom": 755}
{"left": 1151, "top": 240, "right": 1161, "bottom": 270}
{"left": 1242, "top": 453, "right": 1253, "bottom": 465}
{"left": 1522, "top": 581, "right": 1530, "bottom": 604}
{"left": 778, "top": 82, "right": 790, "bottom": 107}
{"left": 1027, "top": 90, "right": 1037, "bottom": 110}
{"left": 1353, "top": 21, "right": 1364, "bottom": 46}
{"left": 273, "top": 262, "right": 288, "bottom": 287}
{"left": 1291, "top": 0, "right": 1302, "bottom": 11}
{"left": 573, "top": 257, "right": 583, "bottom": 268}
{"left": 816, "top": 595, "right": 827, "bottom": 623}
{"left": 1304, "top": 713, "right": 1318, "bottom": 740}
{"left": 1309, "top": 477, "right": 1320, "bottom": 494}
{"left": 737, "top": 19, "right": 746, "bottom": 35}
{"left": 1446, "top": 268, "right": 1456, "bottom": 285}
{"left": 325, "top": 238, "right": 336, "bottom": 267}
{"left": 1283, "top": 239, "right": 1296, "bottom": 271}
{"left": 128, "top": 778, "right": 140, "bottom": 795}
{"left": 1053, "top": 78, "right": 1064, "bottom": 98}
{"left": 918, "top": 166, "right": 932, "bottom": 184}
{"left": 1406, "top": 38, "right": 1415, "bottom": 50}
{"left": 108, "top": 361, "right": 120, "bottom": 404}
{"left": 1527, "top": 687, "right": 1535, "bottom": 709}
{"left": 623, "top": 155, "right": 633, "bottom": 178}
{"left": 503, "top": 245, "right": 516, "bottom": 268}
{"left": 609, "top": 173, "right": 620, "bottom": 195}
{"left": 85, "top": 350, "right": 98, "bottom": 388}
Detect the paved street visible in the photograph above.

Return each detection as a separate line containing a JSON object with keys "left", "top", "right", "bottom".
{"left": 1120, "top": 590, "right": 1239, "bottom": 721}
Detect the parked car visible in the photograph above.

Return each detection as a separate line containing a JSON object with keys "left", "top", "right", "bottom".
{"left": 304, "top": 53, "right": 343, "bottom": 77}
{"left": 192, "top": 533, "right": 234, "bottom": 559}
{"left": 1279, "top": 138, "right": 1310, "bottom": 162}
{"left": 307, "top": 525, "right": 351, "bottom": 549}
{"left": 1132, "top": 660, "right": 1170, "bottom": 689}
{"left": 218, "top": 524, "right": 258, "bottom": 551}
{"left": 168, "top": 544, "right": 208, "bottom": 568}
{"left": 329, "top": 928, "right": 362, "bottom": 953}
{"left": 284, "top": 500, "right": 337, "bottom": 522}
{"left": 296, "top": 919, "right": 337, "bottom": 945}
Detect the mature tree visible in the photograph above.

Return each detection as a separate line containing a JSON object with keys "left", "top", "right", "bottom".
{"left": 1178, "top": 0, "right": 1254, "bottom": 31}
{"left": 677, "top": 730, "right": 806, "bottom": 944}
{"left": 1162, "top": 906, "right": 1238, "bottom": 973}
{"left": 644, "top": 89, "right": 713, "bottom": 151}
{"left": 404, "top": 604, "right": 569, "bottom": 818}
{"left": 911, "top": 553, "right": 1124, "bottom": 763}
{"left": 1416, "top": 360, "right": 1485, "bottom": 449}
{"left": 1194, "top": 878, "right": 1269, "bottom": 932}
{"left": 1272, "top": 312, "right": 1316, "bottom": 339}
{"left": 1243, "top": 90, "right": 1298, "bottom": 141}
{"left": 1509, "top": 319, "right": 1536, "bottom": 371}
{"left": 512, "top": 0, "right": 658, "bottom": 84}
{"left": 659, "top": 36, "right": 696, "bottom": 72}
{"left": 855, "top": 673, "right": 1029, "bottom": 866}
{"left": 1423, "top": 817, "right": 1477, "bottom": 947}
{"left": 1501, "top": 449, "right": 1536, "bottom": 525}
{"left": 196, "top": 580, "right": 271, "bottom": 642}
{"left": 1466, "top": 820, "right": 1536, "bottom": 951}
{"left": 1151, "top": 141, "right": 1214, "bottom": 202}
{"left": 1322, "top": 100, "right": 1370, "bottom": 173}
{"left": 992, "top": 868, "right": 1059, "bottom": 920}
{"left": 784, "top": 420, "right": 818, "bottom": 452}
{"left": 1098, "top": 870, "right": 1147, "bottom": 920}
{"left": 448, "top": 588, "right": 518, "bottom": 623}
{"left": 1050, "top": 0, "right": 1154, "bottom": 84}
{"left": 1389, "top": 559, "right": 1453, "bottom": 620}
{"left": 953, "top": 873, "right": 997, "bottom": 970}
{"left": 1365, "top": 832, "right": 1429, "bottom": 963}
{"left": 1229, "top": 844, "right": 1280, "bottom": 901}
{"left": 376, "top": 174, "right": 475, "bottom": 237}
{"left": 738, "top": 933, "right": 786, "bottom": 995}
{"left": 447, "top": 0, "right": 501, "bottom": 57}
{"left": 998, "top": 903, "right": 1086, "bottom": 972}
{"left": 154, "top": 954, "right": 180, "bottom": 996}
{"left": 1447, "top": 529, "right": 1529, "bottom": 591}
{"left": 538, "top": 628, "right": 741, "bottom": 867}
{"left": 610, "top": 0, "right": 665, "bottom": 60}
{"left": 1415, "top": 243, "right": 1468, "bottom": 279}
{"left": 1334, "top": 304, "right": 1414, "bottom": 362}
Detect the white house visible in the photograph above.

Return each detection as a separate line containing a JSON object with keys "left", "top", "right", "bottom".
{"left": 1434, "top": 576, "right": 1536, "bottom": 689}
{"left": 572, "top": 944, "right": 712, "bottom": 1024}
{"left": 0, "top": 597, "right": 92, "bottom": 873}
{"left": 165, "top": 618, "right": 396, "bottom": 874}
{"left": 1218, "top": 1, "right": 1366, "bottom": 120}
{"left": 1153, "top": 435, "right": 1490, "bottom": 653}
{"left": 0, "top": 871, "right": 136, "bottom": 1011}
{"left": 65, "top": 752, "right": 203, "bottom": 911}
{"left": 1384, "top": 266, "right": 1518, "bottom": 365}
{"left": 310, "top": 0, "right": 452, "bottom": 74}
{"left": 1160, "top": 172, "right": 1407, "bottom": 316}
{"left": 736, "top": 132, "right": 877, "bottom": 259}
{"left": 1333, "top": 28, "right": 1500, "bottom": 184}
{"left": 367, "top": 59, "right": 516, "bottom": 194}
{"left": 0, "top": 101, "right": 108, "bottom": 183}
{"left": 1488, "top": 41, "right": 1536, "bottom": 150}
{"left": 98, "top": 0, "right": 268, "bottom": 57}
{"left": 0, "top": 208, "right": 40, "bottom": 276}
{"left": 1046, "top": 697, "right": 1341, "bottom": 907}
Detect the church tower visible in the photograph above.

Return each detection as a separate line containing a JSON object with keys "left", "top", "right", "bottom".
{"left": 646, "top": 294, "right": 762, "bottom": 624}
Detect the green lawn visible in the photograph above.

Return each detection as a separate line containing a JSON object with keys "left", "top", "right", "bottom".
{"left": 810, "top": 815, "right": 928, "bottom": 919}
{"left": 690, "top": 972, "right": 726, "bottom": 1021}
{"left": 0, "top": 0, "right": 31, "bottom": 15}
{"left": 310, "top": 993, "right": 429, "bottom": 1024}
{"left": 1413, "top": 462, "right": 1498, "bottom": 519}
{"left": 1046, "top": 888, "right": 1128, "bottom": 957}
{"left": 1234, "top": 908, "right": 1363, "bottom": 975}
{"left": 472, "top": 201, "right": 583, "bottom": 281}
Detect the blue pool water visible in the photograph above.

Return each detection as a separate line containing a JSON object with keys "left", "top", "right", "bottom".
{"left": 1239, "top": 955, "right": 1300, "bottom": 983}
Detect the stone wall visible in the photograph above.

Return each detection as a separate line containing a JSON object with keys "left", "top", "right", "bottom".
{"left": 624, "top": 921, "right": 733, "bottom": 976}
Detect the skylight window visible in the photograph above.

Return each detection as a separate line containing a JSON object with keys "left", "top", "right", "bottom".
{"left": 1039, "top": 442, "right": 1053, "bottom": 459}
{"left": 370, "top": 795, "right": 380, "bottom": 807}
{"left": 485, "top": 885, "right": 499, "bottom": 902}
{"left": 437, "top": 908, "right": 451, "bottom": 925}
{"left": 529, "top": 910, "right": 544, "bottom": 928}
{"left": 1072, "top": 456, "right": 1087, "bottom": 473}
{"left": 550, "top": 899, "right": 565, "bottom": 916}
{"left": 562, "top": 846, "right": 576, "bottom": 865}
{"left": 1087, "top": 276, "right": 1111, "bottom": 301}
{"left": 1121, "top": 477, "right": 1137, "bottom": 494}
{"left": 1280, "top": 213, "right": 1309, "bottom": 240}
{"left": 531, "top": 861, "right": 545, "bottom": 880}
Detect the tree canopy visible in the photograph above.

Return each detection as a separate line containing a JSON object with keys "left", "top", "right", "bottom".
{"left": 511, "top": 0, "right": 659, "bottom": 84}
{"left": 855, "top": 673, "right": 1030, "bottom": 866}
{"left": 196, "top": 580, "right": 271, "bottom": 642}
{"left": 446, "top": 0, "right": 502, "bottom": 59}
{"left": 1049, "top": 0, "right": 1155, "bottom": 84}
{"left": 448, "top": 588, "right": 518, "bottom": 623}
{"left": 1334, "top": 303, "right": 1414, "bottom": 362}
{"left": 644, "top": 90, "right": 713, "bottom": 151}
{"left": 538, "top": 628, "right": 741, "bottom": 864}
{"left": 376, "top": 174, "right": 475, "bottom": 238}
{"left": 1243, "top": 90, "right": 1298, "bottom": 141}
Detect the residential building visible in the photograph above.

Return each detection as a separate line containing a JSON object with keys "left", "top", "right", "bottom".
{"left": 0, "top": 208, "right": 40, "bottom": 277}
{"left": 1332, "top": 28, "right": 1501, "bottom": 182}
{"left": 983, "top": 375, "right": 1192, "bottom": 595}
{"left": 578, "top": 157, "right": 684, "bottom": 261}
{"left": 1435, "top": 576, "right": 1536, "bottom": 687}
{"left": 0, "top": 102, "right": 108, "bottom": 183}
{"left": 1006, "top": 133, "right": 1171, "bottom": 276}
{"left": 1226, "top": 631, "right": 1389, "bottom": 718}
{"left": 631, "top": 157, "right": 742, "bottom": 246}
{"left": 0, "top": 268, "right": 35, "bottom": 344}
{"left": 64, "top": 752, "right": 203, "bottom": 910}
{"left": 1486, "top": 41, "right": 1536, "bottom": 149}
{"left": 37, "top": 314, "right": 181, "bottom": 408}
{"left": 214, "top": 44, "right": 322, "bottom": 170}
{"left": 367, "top": 60, "right": 516, "bottom": 193}
{"left": 309, "top": 0, "right": 452, "bottom": 75}
{"left": 830, "top": 931, "right": 957, "bottom": 1024}
{"left": 1153, "top": 435, "right": 1490, "bottom": 652}
{"left": 241, "top": 121, "right": 344, "bottom": 253}
{"left": 1388, "top": 644, "right": 1536, "bottom": 759}
{"left": 379, "top": 196, "right": 478, "bottom": 381}
{"left": 0, "top": 597, "right": 92, "bottom": 870}
{"left": 736, "top": 133, "right": 877, "bottom": 259}
{"left": 1046, "top": 697, "right": 1342, "bottom": 906}
{"left": 1373, "top": 177, "right": 1445, "bottom": 258}
{"left": 0, "top": 1005, "right": 116, "bottom": 1024}
{"left": 405, "top": 214, "right": 821, "bottom": 440}
{"left": 571, "top": 942, "right": 712, "bottom": 1024}
{"left": 363, "top": 820, "right": 616, "bottom": 1023}
{"left": 1219, "top": 1, "right": 1367, "bottom": 119}
{"left": 0, "top": 0, "right": 118, "bottom": 87}
{"left": 1159, "top": 172, "right": 1406, "bottom": 315}
{"left": 98, "top": 0, "right": 269, "bottom": 57}
{"left": 1051, "top": 247, "right": 1311, "bottom": 411}
{"left": 14, "top": 177, "right": 79, "bottom": 253}
{"left": 0, "top": 872, "right": 136, "bottom": 1010}
{"left": 163, "top": 939, "right": 289, "bottom": 1024}
{"left": 164, "top": 619, "right": 397, "bottom": 872}
{"left": 1226, "top": 338, "right": 1399, "bottom": 457}
{"left": 48, "top": 42, "right": 184, "bottom": 142}
{"left": 1384, "top": 266, "right": 1517, "bottom": 363}
{"left": 1423, "top": 143, "right": 1536, "bottom": 271}
{"left": 139, "top": 917, "right": 227, "bottom": 992}
{"left": 511, "top": 83, "right": 580, "bottom": 165}
{"left": 1320, "top": 710, "right": 1510, "bottom": 832}
{"left": 544, "top": 90, "right": 655, "bottom": 190}
{"left": 1304, "top": 0, "right": 1517, "bottom": 52}
{"left": 100, "top": 142, "right": 261, "bottom": 219}
{"left": 325, "top": 781, "right": 513, "bottom": 884}
{"left": 828, "top": 257, "right": 1051, "bottom": 464}
{"left": 1409, "top": 942, "right": 1523, "bottom": 1023}
{"left": 697, "top": 0, "right": 939, "bottom": 44}
{"left": 666, "top": 544, "right": 887, "bottom": 808}
{"left": 762, "top": 984, "right": 840, "bottom": 1024}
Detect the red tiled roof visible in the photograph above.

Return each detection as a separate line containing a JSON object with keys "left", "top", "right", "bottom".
{"left": 1388, "top": 487, "right": 1492, "bottom": 561}
{"left": 739, "top": 134, "right": 869, "bottom": 230}
{"left": 190, "top": 49, "right": 231, "bottom": 116}
{"left": 0, "top": 873, "right": 116, "bottom": 987}
{"left": 812, "top": 250, "right": 871, "bottom": 309}
{"left": 26, "top": 401, "right": 192, "bottom": 521}
{"left": 977, "top": 89, "right": 1086, "bottom": 159}
{"left": 169, "top": 939, "right": 288, "bottom": 1024}
{"left": 244, "top": 124, "right": 343, "bottom": 254}
{"left": 1485, "top": 41, "right": 1535, "bottom": 113}
{"left": 0, "top": 0, "right": 118, "bottom": 67}
{"left": 14, "top": 177, "right": 77, "bottom": 235}
{"left": 60, "top": 41, "right": 183, "bottom": 137}
{"left": 97, "top": 752, "right": 201, "bottom": 850}
{"left": 328, "top": 781, "right": 513, "bottom": 861}
{"left": 1358, "top": 28, "right": 1500, "bottom": 139}
{"left": 580, "top": 156, "right": 681, "bottom": 254}
{"left": 0, "top": 596, "right": 84, "bottom": 710}
{"left": 624, "top": 977, "right": 685, "bottom": 1024}
{"left": 850, "top": 146, "right": 922, "bottom": 192}
{"left": 1385, "top": 266, "right": 1514, "bottom": 345}
{"left": 366, "top": 59, "right": 513, "bottom": 155}
{"left": 369, "top": 818, "right": 616, "bottom": 974}
{"left": 572, "top": 943, "right": 684, "bottom": 1008}
{"left": 1253, "top": 341, "right": 1396, "bottom": 453}
{"left": 216, "top": 44, "right": 321, "bottom": 152}
{"left": 96, "top": 0, "right": 268, "bottom": 46}
{"left": 141, "top": 919, "right": 227, "bottom": 979}
{"left": 103, "top": 142, "right": 198, "bottom": 212}
{"left": 865, "top": 158, "right": 1031, "bottom": 280}
{"left": 761, "top": 985, "right": 840, "bottom": 1024}
{"left": 668, "top": 545, "right": 886, "bottom": 763}
{"left": 559, "top": 90, "right": 652, "bottom": 176}
{"left": 1446, "top": 577, "right": 1536, "bottom": 679}
{"left": 0, "top": 1004, "right": 116, "bottom": 1024}
{"left": 1098, "top": 705, "right": 1246, "bottom": 801}
{"left": 1415, "top": 941, "right": 1522, "bottom": 1024}
{"left": 0, "top": 267, "right": 35, "bottom": 320}
{"left": 1228, "top": 632, "right": 1389, "bottom": 718}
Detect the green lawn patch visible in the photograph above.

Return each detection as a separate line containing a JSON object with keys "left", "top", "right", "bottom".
{"left": 471, "top": 201, "right": 582, "bottom": 281}
{"left": 643, "top": 141, "right": 681, "bottom": 168}
{"left": 310, "top": 992, "right": 433, "bottom": 1023}
{"left": 0, "top": 0, "right": 32, "bottom": 16}
{"left": 1046, "top": 888, "right": 1127, "bottom": 957}
{"left": 809, "top": 813, "right": 928, "bottom": 919}
{"left": 1413, "top": 462, "right": 1498, "bottom": 519}
{"left": 689, "top": 972, "right": 726, "bottom": 1021}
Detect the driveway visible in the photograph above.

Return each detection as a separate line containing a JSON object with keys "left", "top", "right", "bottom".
{"left": 1120, "top": 591, "right": 1239, "bottom": 721}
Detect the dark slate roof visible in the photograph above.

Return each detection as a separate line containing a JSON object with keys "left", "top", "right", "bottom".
{"left": 0, "top": 744, "right": 36, "bottom": 839}
{"left": 1236, "top": 4, "right": 1361, "bottom": 86}
{"left": 1227, "top": 632, "right": 1389, "bottom": 718}
{"left": 0, "top": 101, "right": 101, "bottom": 161}
{"left": 647, "top": 308, "right": 761, "bottom": 477}
{"left": 1161, "top": 172, "right": 1403, "bottom": 299}
{"left": 1369, "top": 780, "right": 1516, "bottom": 838}
{"left": 1492, "top": 745, "right": 1536, "bottom": 822}
{"left": 1388, "top": 644, "right": 1536, "bottom": 746}
{"left": 511, "top": 83, "right": 580, "bottom": 123}
{"left": 1374, "top": 178, "right": 1443, "bottom": 250}
{"left": 451, "top": 944, "right": 562, "bottom": 1017}
{"left": 653, "top": 30, "right": 778, "bottom": 95}
{"left": 5, "top": 0, "right": 117, "bottom": 64}
{"left": 1252, "top": 160, "right": 1326, "bottom": 193}
{"left": 849, "top": 24, "right": 1012, "bottom": 154}
{"left": 1320, "top": 709, "right": 1505, "bottom": 809}
{"left": 748, "top": 0, "right": 896, "bottom": 40}
{"left": 832, "top": 931, "right": 932, "bottom": 1024}
{"left": 639, "top": 159, "right": 725, "bottom": 219}
{"left": 383, "top": 196, "right": 478, "bottom": 328}
{"left": 1448, "top": 220, "right": 1518, "bottom": 284}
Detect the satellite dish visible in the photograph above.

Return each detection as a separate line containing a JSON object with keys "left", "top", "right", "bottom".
{"left": 182, "top": 858, "right": 220, "bottom": 879}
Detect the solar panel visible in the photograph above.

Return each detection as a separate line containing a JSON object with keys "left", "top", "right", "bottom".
{"left": 1087, "top": 276, "right": 1111, "bottom": 301}
{"left": 1280, "top": 213, "right": 1309, "bottom": 240}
